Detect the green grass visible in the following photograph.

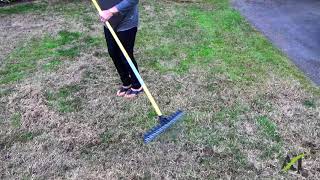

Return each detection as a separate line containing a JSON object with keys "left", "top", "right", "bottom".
{"left": 0, "top": 30, "right": 103, "bottom": 84}
{"left": 45, "top": 85, "right": 82, "bottom": 113}
{"left": 138, "top": 0, "right": 317, "bottom": 90}
{"left": 2, "top": 131, "right": 38, "bottom": 149}
{"left": 57, "top": 47, "right": 79, "bottom": 57}
{"left": 16, "top": 132, "right": 35, "bottom": 142}
{"left": 137, "top": 2, "right": 317, "bottom": 168}
{"left": 0, "top": 2, "right": 46, "bottom": 15}
{"left": 0, "top": 31, "right": 80, "bottom": 84}
{"left": 10, "top": 112, "right": 21, "bottom": 128}
{"left": 43, "top": 59, "right": 62, "bottom": 71}
{"left": 257, "top": 116, "right": 281, "bottom": 142}
{"left": 184, "top": 8, "right": 292, "bottom": 83}
{"left": 303, "top": 99, "right": 316, "bottom": 108}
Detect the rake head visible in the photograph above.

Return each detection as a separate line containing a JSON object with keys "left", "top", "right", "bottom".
{"left": 143, "top": 110, "right": 184, "bottom": 143}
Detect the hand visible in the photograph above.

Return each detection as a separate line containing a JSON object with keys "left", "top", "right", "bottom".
{"left": 99, "top": 7, "right": 119, "bottom": 23}
{"left": 99, "top": 10, "right": 113, "bottom": 22}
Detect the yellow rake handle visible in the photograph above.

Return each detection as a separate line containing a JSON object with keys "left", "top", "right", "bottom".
{"left": 91, "top": 0, "right": 163, "bottom": 116}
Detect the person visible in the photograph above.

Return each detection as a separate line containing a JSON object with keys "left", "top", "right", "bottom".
{"left": 99, "top": 0, "right": 142, "bottom": 98}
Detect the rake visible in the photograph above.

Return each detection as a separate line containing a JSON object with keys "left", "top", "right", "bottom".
{"left": 91, "top": 0, "right": 185, "bottom": 143}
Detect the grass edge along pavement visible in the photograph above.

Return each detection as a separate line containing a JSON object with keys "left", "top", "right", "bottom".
{"left": 138, "top": 0, "right": 319, "bottom": 95}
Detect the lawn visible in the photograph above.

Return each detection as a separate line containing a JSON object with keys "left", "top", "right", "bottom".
{"left": 0, "top": 0, "right": 319, "bottom": 179}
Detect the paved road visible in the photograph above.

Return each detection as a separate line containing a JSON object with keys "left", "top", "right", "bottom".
{"left": 233, "top": 0, "right": 320, "bottom": 85}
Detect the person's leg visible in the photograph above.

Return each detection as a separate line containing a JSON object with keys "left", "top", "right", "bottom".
{"left": 116, "top": 27, "right": 141, "bottom": 90}
{"left": 104, "top": 26, "right": 131, "bottom": 88}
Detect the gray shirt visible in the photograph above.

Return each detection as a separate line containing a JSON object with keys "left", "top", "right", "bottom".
{"left": 115, "top": 0, "right": 139, "bottom": 32}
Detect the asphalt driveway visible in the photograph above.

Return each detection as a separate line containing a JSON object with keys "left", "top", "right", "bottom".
{"left": 233, "top": 0, "right": 320, "bottom": 85}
